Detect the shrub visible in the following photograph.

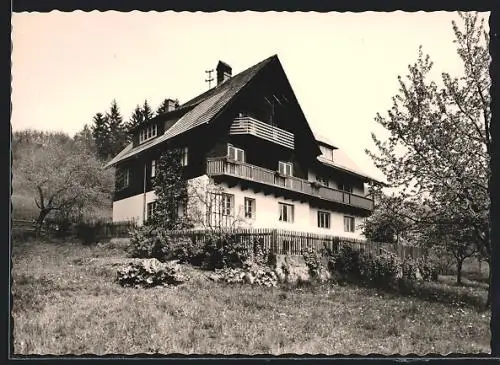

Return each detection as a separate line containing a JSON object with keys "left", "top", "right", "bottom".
{"left": 416, "top": 257, "right": 440, "bottom": 282}
{"left": 302, "top": 249, "right": 323, "bottom": 278}
{"left": 116, "top": 258, "right": 190, "bottom": 288}
{"left": 200, "top": 232, "right": 252, "bottom": 270}
{"left": 74, "top": 222, "right": 104, "bottom": 245}
{"left": 128, "top": 226, "right": 169, "bottom": 260}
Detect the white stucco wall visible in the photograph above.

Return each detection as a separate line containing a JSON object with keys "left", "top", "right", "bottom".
{"left": 112, "top": 174, "right": 366, "bottom": 239}
{"left": 112, "top": 191, "right": 157, "bottom": 225}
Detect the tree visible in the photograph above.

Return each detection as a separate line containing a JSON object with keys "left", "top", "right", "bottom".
{"left": 73, "top": 124, "right": 97, "bottom": 155}
{"left": 366, "top": 13, "right": 491, "bottom": 304}
{"left": 106, "top": 100, "right": 128, "bottom": 156}
{"left": 126, "top": 105, "right": 144, "bottom": 135}
{"left": 149, "top": 148, "right": 192, "bottom": 231}
{"left": 16, "top": 140, "right": 114, "bottom": 236}
{"left": 156, "top": 98, "right": 179, "bottom": 115}
{"left": 91, "top": 112, "right": 111, "bottom": 160}
{"left": 142, "top": 99, "right": 154, "bottom": 122}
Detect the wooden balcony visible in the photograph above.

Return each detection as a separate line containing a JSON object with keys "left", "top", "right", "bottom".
{"left": 229, "top": 116, "right": 294, "bottom": 149}
{"left": 206, "top": 158, "right": 374, "bottom": 211}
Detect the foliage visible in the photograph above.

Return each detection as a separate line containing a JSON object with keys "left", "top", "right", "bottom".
{"left": 14, "top": 132, "right": 114, "bottom": 236}
{"left": 91, "top": 112, "right": 112, "bottom": 161}
{"left": 126, "top": 105, "right": 145, "bottom": 134}
{"left": 106, "top": 100, "right": 129, "bottom": 157}
{"left": 116, "top": 259, "right": 190, "bottom": 288}
{"left": 199, "top": 232, "right": 252, "bottom": 270}
{"left": 150, "top": 148, "right": 192, "bottom": 230}
{"left": 302, "top": 249, "right": 323, "bottom": 278}
{"left": 365, "top": 12, "right": 491, "bottom": 305}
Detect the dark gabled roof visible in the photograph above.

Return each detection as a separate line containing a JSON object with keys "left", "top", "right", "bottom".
{"left": 106, "top": 55, "right": 276, "bottom": 168}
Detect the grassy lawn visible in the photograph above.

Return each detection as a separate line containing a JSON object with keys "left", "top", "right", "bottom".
{"left": 12, "top": 239, "right": 491, "bottom": 355}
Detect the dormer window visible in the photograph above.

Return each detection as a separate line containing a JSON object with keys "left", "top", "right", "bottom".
{"left": 320, "top": 145, "right": 333, "bottom": 161}
{"left": 139, "top": 124, "right": 158, "bottom": 144}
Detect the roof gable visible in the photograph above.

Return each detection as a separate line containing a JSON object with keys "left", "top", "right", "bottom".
{"left": 106, "top": 54, "right": 320, "bottom": 167}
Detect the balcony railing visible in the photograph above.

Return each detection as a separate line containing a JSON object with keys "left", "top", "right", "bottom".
{"left": 229, "top": 116, "right": 294, "bottom": 149}
{"left": 206, "top": 158, "right": 373, "bottom": 211}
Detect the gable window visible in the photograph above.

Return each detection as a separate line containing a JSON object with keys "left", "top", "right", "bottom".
{"left": 316, "top": 175, "right": 329, "bottom": 187}
{"left": 180, "top": 147, "right": 189, "bottom": 166}
{"left": 151, "top": 160, "right": 156, "bottom": 178}
{"left": 344, "top": 216, "right": 355, "bottom": 233}
{"left": 139, "top": 124, "right": 158, "bottom": 144}
{"left": 116, "top": 167, "right": 130, "bottom": 190}
{"left": 278, "top": 161, "right": 293, "bottom": 176}
{"left": 320, "top": 145, "right": 333, "bottom": 161}
{"left": 147, "top": 201, "right": 157, "bottom": 222}
{"left": 279, "top": 202, "right": 294, "bottom": 223}
{"left": 228, "top": 145, "right": 245, "bottom": 162}
{"left": 317, "top": 211, "right": 331, "bottom": 229}
{"left": 244, "top": 197, "right": 256, "bottom": 219}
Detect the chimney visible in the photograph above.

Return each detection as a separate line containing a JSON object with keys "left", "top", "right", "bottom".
{"left": 216, "top": 61, "right": 232, "bottom": 85}
{"left": 166, "top": 98, "right": 179, "bottom": 112}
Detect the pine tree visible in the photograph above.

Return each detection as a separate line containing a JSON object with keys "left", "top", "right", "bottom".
{"left": 106, "top": 100, "right": 128, "bottom": 155}
{"left": 74, "top": 124, "right": 97, "bottom": 155}
{"left": 126, "top": 105, "right": 144, "bottom": 135}
{"left": 91, "top": 112, "right": 111, "bottom": 160}
{"left": 142, "top": 99, "right": 154, "bottom": 121}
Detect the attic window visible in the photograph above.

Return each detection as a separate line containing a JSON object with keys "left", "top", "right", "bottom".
{"left": 320, "top": 145, "right": 333, "bottom": 161}
{"left": 139, "top": 124, "right": 158, "bottom": 144}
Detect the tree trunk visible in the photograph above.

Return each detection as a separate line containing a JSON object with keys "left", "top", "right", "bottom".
{"left": 35, "top": 209, "right": 49, "bottom": 238}
{"left": 456, "top": 259, "right": 463, "bottom": 285}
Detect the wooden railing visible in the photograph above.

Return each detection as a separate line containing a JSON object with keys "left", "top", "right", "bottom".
{"left": 229, "top": 117, "right": 295, "bottom": 149}
{"left": 206, "top": 158, "right": 374, "bottom": 211}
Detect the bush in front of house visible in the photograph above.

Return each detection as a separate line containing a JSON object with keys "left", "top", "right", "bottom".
{"left": 326, "top": 244, "right": 439, "bottom": 289}
{"left": 200, "top": 231, "right": 252, "bottom": 270}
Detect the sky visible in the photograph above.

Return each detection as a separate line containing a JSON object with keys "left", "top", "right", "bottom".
{"left": 11, "top": 11, "right": 490, "bottom": 182}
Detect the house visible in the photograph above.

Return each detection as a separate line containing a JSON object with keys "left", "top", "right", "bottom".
{"left": 106, "top": 55, "right": 381, "bottom": 239}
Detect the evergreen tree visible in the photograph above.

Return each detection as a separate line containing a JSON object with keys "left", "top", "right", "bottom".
{"left": 91, "top": 112, "right": 111, "bottom": 160}
{"left": 142, "top": 99, "right": 154, "bottom": 121}
{"left": 106, "top": 100, "right": 128, "bottom": 155}
{"left": 74, "top": 124, "right": 97, "bottom": 155}
{"left": 126, "top": 105, "right": 144, "bottom": 135}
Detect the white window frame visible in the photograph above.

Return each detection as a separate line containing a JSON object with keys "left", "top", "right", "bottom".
{"left": 139, "top": 124, "right": 158, "bottom": 144}
{"left": 228, "top": 144, "right": 245, "bottom": 162}
{"left": 317, "top": 211, "right": 331, "bottom": 229}
{"left": 147, "top": 201, "right": 157, "bottom": 221}
{"left": 151, "top": 159, "right": 156, "bottom": 178}
{"left": 279, "top": 202, "right": 294, "bottom": 223}
{"left": 180, "top": 147, "right": 189, "bottom": 166}
{"left": 278, "top": 161, "right": 293, "bottom": 176}
{"left": 117, "top": 167, "right": 130, "bottom": 190}
{"left": 344, "top": 215, "right": 355, "bottom": 233}
{"left": 244, "top": 197, "right": 256, "bottom": 219}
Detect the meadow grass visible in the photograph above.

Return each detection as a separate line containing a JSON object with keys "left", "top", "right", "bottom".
{"left": 11, "top": 239, "right": 491, "bottom": 355}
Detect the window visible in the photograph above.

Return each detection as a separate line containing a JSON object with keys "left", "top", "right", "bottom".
{"left": 278, "top": 161, "right": 293, "bottom": 176}
{"left": 244, "top": 197, "right": 256, "bottom": 219}
{"left": 320, "top": 145, "right": 333, "bottom": 160}
{"left": 207, "top": 192, "right": 234, "bottom": 227}
{"left": 316, "top": 175, "right": 329, "bottom": 187}
{"left": 344, "top": 216, "right": 355, "bottom": 232}
{"left": 228, "top": 145, "right": 245, "bottom": 162}
{"left": 279, "top": 203, "right": 294, "bottom": 223}
{"left": 147, "top": 201, "right": 157, "bottom": 222}
{"left": 317, "top": 211, "right": 331, "bottom": 229}
{"left": 340, "top": 183, "right": 353, "bottom": 193}
{"left": 116, "top": 168, "right": 129, "bottom": 190}
{"left": 180, "top": 147, "right": 189, "bottom": 166}
{"left": 151, "top": 160, "right": 156, "bottom": 178}
{"left": 139, "top": 124, "right": 158, "bottom": 143}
